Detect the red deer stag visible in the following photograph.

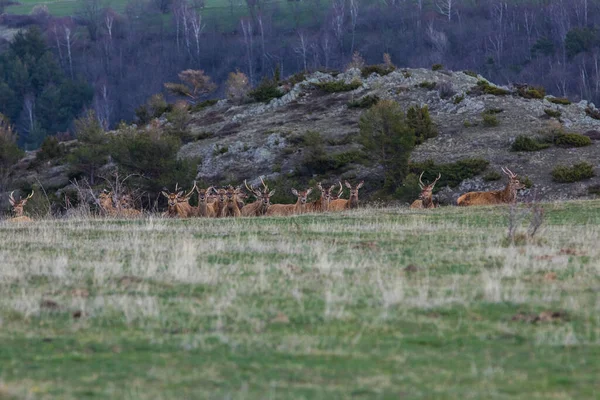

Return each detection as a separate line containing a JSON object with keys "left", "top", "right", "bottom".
{"left": 221, "top": 185, "right": 242, "bottom": 217}
{"left": 329, "top": 181, "right": 363, "bottom": 211}
{"left": 8, "top": 190, "right": 34, "bottom": 222}
{"left": 457, "top": 167, "right": 525, "bottom": 206}
{"left": 161, "top": 183, "right": 197, "bottom": 218}
{"left": 241, "top": 177, "right": 275, "bottom": 217}
{"left": 266, "top": 188, "right": 313, "bottom": 216}
{"left": 306, "top": 182, "right": 336, "bottom": 213}
{"left": 196, "top": 186, "right": 217, "bottom": 217}
{"left": 329, "top": 182, "right": 344, "bottom": 201}
{"left": 116, "top": 193, "right": 142, "bottom": 217}
{"left": 410, "top": 172, "right": 441, "bottom": 209}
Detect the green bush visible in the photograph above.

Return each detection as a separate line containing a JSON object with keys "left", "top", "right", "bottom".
{"left": 517, "top": 85, "right": 545, "bottom": 99}
{"left": 483, "top": 108, "right": 503, "bottom": 114}
{"left": 585, "top": 107, "right": 600, "bottom": 120}
{"left": 463, "top": 70, "right": 478, "bottom": 78}
{"left": 37, "top": 136, "right": 63, "bottom": 161}
{"left": 407, "top": 105, "right": 438, "bottom": 144}
{"left": 135, "top": 93, "right": 173, "bottom": 124}
{"left": 300, "top": 131, "right": 335, "bottom": 175}
{"left": 554, "top": 133, "right": 592, "bottom": 147}
{"left": 521, "top": 176, "right": 533, "bottom": 189}
{"left": 67, "top": 111, "right": 109, "bottom": 185}
{"left": 410, "top": 158, "right": 489, "bottom": 188}
{"left": 511, "top": 135, "right": 551, "bottom": 152}
{"left": 285, "top": 71, "right": 307, "bottom": 86}
{"left": 549, "top": 97, "right": 571, "bottom": 105}
{"left": 432, "top": 64, "right": 444, "bottom": 71}
{"left": 332, "top": 150, "right": 364, "bottom": 168}
{"left": 359, "top": 100, "right": 416, "bottom": 192}
{"left": 552, "top": 162, "right": 594, "bottom": 183}
{"left": 418, "top": 81, "right": 437, "bottom": 90}
{"left": 348, "top": 95, "right": 380, "bottom": 109}
{"left": 189, "top": 99, "right": 218, "bottom": 112}
{"left": 361, "top": 65, "right": 395, "bottom": 78}
{"left": 249, "top": 78, "right": 284, "bottom": 102}
{"left": 213, "top": 145, "right": 229, "bottom": 156}
{"left": 482, "top": 114, "right": 499, "bottom": 127}
{"left": 313, "top": 80, "right": 361, "bottom": 93}
{"left": 402, "top": 70, "right": 412, "bottom": 78}
{"left": 453, "top": 94, "right": 465, "bottom": 104}
{"left": 483, "top": 171, "right": 502, "bottom": 181}
{"left": 544, "top": 109, "right": 562, "bottom": 118}
{"left": 469, "top": 80, "right": 510, "bottom": 96}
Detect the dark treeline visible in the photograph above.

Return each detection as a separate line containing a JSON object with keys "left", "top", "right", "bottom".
{"left": 2, "top": 0, "right": 600, "bottom": 148}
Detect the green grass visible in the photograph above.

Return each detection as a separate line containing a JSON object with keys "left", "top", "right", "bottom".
{"left": 1, "top": 202, "right": 600, "bottom": 398}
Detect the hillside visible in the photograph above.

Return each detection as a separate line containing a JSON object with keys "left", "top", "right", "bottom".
{"left": 4, "top": 66, "right": 600, "bottom": 212}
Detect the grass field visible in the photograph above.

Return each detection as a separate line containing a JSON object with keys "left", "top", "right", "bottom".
{"left": 1, "top": 202, "right": 599, "bottom": 399}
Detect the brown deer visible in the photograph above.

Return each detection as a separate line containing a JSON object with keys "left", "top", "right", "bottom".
{"left": 221, "top": 185, "right": 242, "bottom": 217}
{"left": 266, "top": 188, "right": 313, "bottom": 216}
{"left": 457, "top": 167, "right": 525, "bottom": 206}
{"left": 410, "top": 172, "right": 441, "bottom": 209}
{"left": 8, "top": 190, "right": 34, "bottom": 222}
{"left": 116, "top": 193, "right": 143, "bottom": 217}
{"left": 241, "top": 177, "right": 275, "bottom": 217}
{"left": 329, "top": 181, "right": 363, "bottom": 211}
{"left": 196, "top": 186, "right": 217, "bottom": 217}
{"left": 161, "top": 183, "right": 197, "bottom": 218}
{"left": 306, "top": 182, "right": 336, "bottom": 213}
{"left": 98, "top": 190, "right": 118, "bottom": 216}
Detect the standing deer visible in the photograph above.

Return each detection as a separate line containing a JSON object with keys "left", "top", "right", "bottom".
{"left": 410, "top": 172, "right": 441, "bottom": 209}
{"left": 221, "top": 185, "right": 242, "bottom": 217}
{"left": 306, "top": 182, "right": 336, "bottom": 213}
{"left": 197, "top": 186, "right": 217, "bottom": 217}
{"left": 161, "top": 183, "right": 197, "bottom": 218}
{"left": 241, "top": 177, "right": 275, "bottom": 217}
{"left": 329, "top": 181, "right": 363, "bottom": 211}
{"left": 266, "top": 188, "right": 313, "bottom": 216}
{"left": 8, "top": 190, "right": 34, "bottom": 222}
{"left": 457, "top": 167, "right": 525, "bottom": 206}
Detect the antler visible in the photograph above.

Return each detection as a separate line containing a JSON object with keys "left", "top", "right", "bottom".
{"left": 26, "top": 191, "right": 34, "bottom": 200}
{"left": 184, "top": 181, "right": 197, "bottom": 198}
{"left": 431, "top": 173, "right": 442, "bottom": 187}
{"left": 259, "top": 176, "right": 268, "bottom": 191}
{"left": 501, "top": 167, "right": 517, "bottom": 178}
{"left": 418, "top": 172, "right": 425, "bottom": 189}
{"left": 337, "top": 181, "right": 343, "bottom": 197}
{"left": 9, "top": 190, "right": 15, "bottom": 203}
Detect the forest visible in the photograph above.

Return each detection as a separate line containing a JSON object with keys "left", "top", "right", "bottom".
{"left": 0, "top": 0, "right": 599, "bottom": 148}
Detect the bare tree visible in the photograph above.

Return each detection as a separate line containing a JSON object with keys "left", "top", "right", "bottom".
{"left": 294, "top": 31, "right": 309, "bottom": 72}
{"left": 241, "top": 17, "right": 254, "bottom": 84}
{"left": 436, "top": 0, "right": 456, "bottom": 22}
{"left": 321, "top": 32, "right": 332, "bottom": 69}
{"left": 331, "top": 0, "right": 345, "bottom": 55}
{"left": 349, "top": 0, "right": 359, "bottom": 56}
{"left": 64, "top": 26, "right": 75, "bottom": 79}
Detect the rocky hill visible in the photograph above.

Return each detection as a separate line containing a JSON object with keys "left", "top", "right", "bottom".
{"left": 4, "top": 66, "right": 600, "bottom": 212}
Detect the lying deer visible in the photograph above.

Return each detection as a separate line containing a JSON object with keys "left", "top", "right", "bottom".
{"left": 410, "top": 172, "right": 441, "bottom": 209}
{"left": 221, "top": 185, "right": 242, "bottom": 217}
{"left": 306, "top": 182, "right": 336, "bottom": 213}
{"left": 98, "top": 190, "right": 118, "bottom": 217}
{"left": 329, "top": 181, "right": 363, "bottom": 211}
{"left": 161, "top": 183, "right": 197, "bottom": 217}
{"left": 457, "top": 167, "right": 525, "bottom": 206}
{"left": 8, "top": 190, "right": 34, "bottom": 222}
{"left": 242, "top": 177, "right": 275, "bottom": 217}
{"left": 266, "top": 188, "right": 312, "bottom": 216}
{"left": 196, "top": 186, "right": 217, "bottom": 217}
{"left": 116, "top": 193, "right": 142, "bottom": 217}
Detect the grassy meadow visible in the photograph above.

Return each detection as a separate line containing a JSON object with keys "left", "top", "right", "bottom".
{"left": 0, "top": 201, "right": 599, "bottom": 399}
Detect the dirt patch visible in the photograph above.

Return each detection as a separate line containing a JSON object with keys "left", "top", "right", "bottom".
{"left": 511, "top": 310, "right": 568, "bottom": 323}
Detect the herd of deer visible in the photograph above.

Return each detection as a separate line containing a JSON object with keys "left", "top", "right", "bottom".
{"left": 4, "top": 167, "right": 525, "bottom": 222}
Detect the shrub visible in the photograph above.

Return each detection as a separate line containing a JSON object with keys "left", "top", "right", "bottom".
{"left": 359, "top": 100, "right": 415, "bottom": 192}
{"left": 432, "top": 64, "right": 444, "bottom": 71}
{"left": 521, "top": 176, "right": 533, "bottom": 189}
{"left": 484, "top": 171, "right": 502, "bottom": 181}
{"left": 164, "top": 69, "right": 217, "bottom": 103}
{"left": 213, "top": 145, "right": 229, "bottom": 156}
{"left": 348, "top": 95, "right": 380, "bottom": 109}
{"left": 483, "top": 108, "right": 503, "bottom": 114}
{"left": 410, "top": 158, "right": 489, "bottom": 188}
{"left": 585, "top": 106, "right": 600, "bottom": 120}
{"left": 67, "top": 111, "right": 109, "bottom": 185}
{"left": 469, "top": 80, "right": 510, "bottom": 96}
{"left": 437, "top": 81, "right": 455, "bottom": 99}
{"left": 286, "top": 71, "right": 307, "bottom": 86}
{"left": 517, "top": 85, "right": 545, "bottom": 99}
{"left": 453, "top": 94, "right": 465, "bottom": 104}
{"left": 226, "top": 70, "right": 251, "bottom": 104}
{"left": 402, "top": 70, "right": 412, "bottom": 78}
{"left": 135, "top": 93, "right": 173, "bottom": 124}
{"left": 37, "top": 136, "right": 63, "bottom": 161}
{"left": 189, "top": 99, "right": 218, "bottom": 113}
{"left": 552, "top": 162, "right": 594, "bottom": 183}
{"left": 361, "top": 64, "right": 395, "bottom": 78}
{"left": 511, "top": 135, "right": 550, "bottom": 152}
{"left": 346, "top": 51, "right": 365, "bottom": 70}
{"left": 249, "top": 78, "right": 284, "bottom": 103}
{"left": 463, "top": 70, "right": 478, "bottom": 78}
{"left": 544, "top": 109, "right": 562, "bottom": 118}
{"left": 549, "top": 97, "right": 571, "bottom": 105}
{"left": 482, "top": 114, "right": 499, "bottom": 127}
{"left": 588, "top": 185, "right": 600, "bottom": 196}
{"left": 301, "top": 131, "right": 335, "bottom": 175}
{"left": 313, "top": 80, "right": 362, "bottom": 93}
{"left": 332, "top": 150, "right": 364, "bottom": 169}
{"left": 407, "top": 105, "right": 437, "bottom": 144}
{"left": 554, "top": 133, "right": 592, "bottom": 147}
{"left": 0, "top": 115, "right": 23, "bottom": 183}
{"left": 418, "top": 81, "right": 437, "bottom": 90}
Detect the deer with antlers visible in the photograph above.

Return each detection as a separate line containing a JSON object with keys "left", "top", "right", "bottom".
{"left": 196, "top": 186, "right": 217, "bottom": 217}
{"left": 306, "top": 182, "right": 336, "bottom": 213}
{"left": 242, "top": 177, "right": 275, "bottom": 217}
{"left": 161, "top": 183, "right": 198, "bottom": 218}
{"left": 8, "top": 190, "right": 34, "bottom": 222}
{"left": 410, "top": 172, "right": 441, "bottom": 209}
{"left": 221, "top": 185, "right": 243, "bottom": 217}
{"left": 266, "top": 188, "right": 313, "bottom": 216}
{"left": 457, "top": 167, "right": 525, "bottom": 206}
{"left": 329, "top": 181, "right": 363, "bottom": 211}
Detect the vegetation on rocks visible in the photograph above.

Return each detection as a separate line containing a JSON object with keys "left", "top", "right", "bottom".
{"left": 313, "top": 80, "right": 362, "bottom": 93}
{"left": 511, "top": 135, "right": 551, "bottom": 152}
{"left": 410, "top": 158, "right": 490, "bottom": 188}
{"left": 552, "top": 162, "right": 595, "bottom": 183}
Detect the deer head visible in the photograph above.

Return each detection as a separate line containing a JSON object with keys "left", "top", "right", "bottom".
{"left": 9, "top": 190, "right": 34, "bottom": 217}
{"left": 291, "top": 188, "right": 313, "bottom": 205}
{"left": 245, "top": 177, "right": 275, "bottom": 207}
{"left": 502, "top": 167, "right": 526, "bottom": 190}
{"left": 197, "top": 186, "right": 215, "bottom": 204}
{"left": 418, "top": 172, "right": 442, "bottom": 200}
{"left": 345, "top": 180, "right": 364, "bottom": 208}
{"left": 161, "top": 182, "right": 195, "bottom": 208}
